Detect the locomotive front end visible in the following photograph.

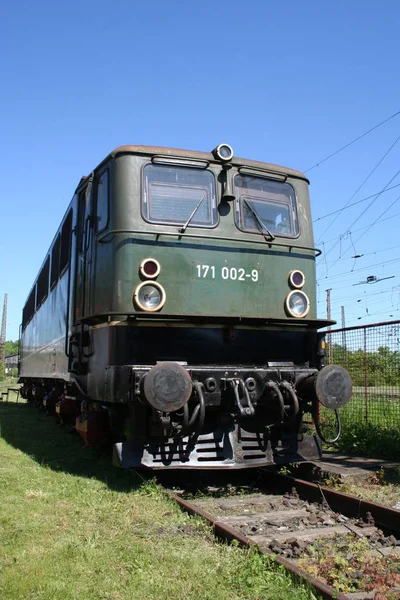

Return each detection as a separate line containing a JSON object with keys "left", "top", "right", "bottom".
{"left": 112, "top": 359, "right": 351, "bottom": 469}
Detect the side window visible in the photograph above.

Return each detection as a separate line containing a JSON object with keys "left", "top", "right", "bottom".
{"left": 50, "top": 234, "right": 61, "bottom": 288}
{"left": 60, "top": 209, "right": 73, "bottom": 273}
{"left": 36, "top": 257, "right": 50, "bottom": 308}
{"left": 95, "top": 170, "right": 109, "bottom": 232}
{"left": 22, "top": 286, "right": 36, "bottom": 329}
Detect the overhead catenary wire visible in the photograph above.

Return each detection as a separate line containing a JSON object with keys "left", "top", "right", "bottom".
{"left": 318, "top": 288, "right": 399, "bottom": 306}
{"left": 319, "top": 292, "right": 400, "bottom": 322}
{"left": 323, "top": 285, "right": 400, "bottom": 305}
{"left": 321, "top": 190, "right": 400, "bottom": 276}
{"left": 304, "top": 109, "right": 400, "bottom": 173}
{"left": 316, "top": 209, "right": 400, "bottom": 246}
{"left": 316, "top": 274, "right": 400, "bottom": 323}
{"left": 318, "top": 256, "right": 400, "bottom": 282}
{"left": 315, "top": 134, "right": 400, "bottom": 242}
{"left": 319, "top": 243, "right": 400, "bottom": 269}
{"left": 317, "top": 169, "right": 400, "bottom": 276}
{"left": 307, "top": 111, "right": 400, "bottom": 327}
{"left": 317, "top": 286, "right": 398, "bottom": 306}
{"left": 313, "top": 183, "right": 400, "bottom": 223}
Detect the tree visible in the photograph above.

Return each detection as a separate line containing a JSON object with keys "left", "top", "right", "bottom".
{"left": 331, "top": 343, "right": 400, "bottom": 386}
{"left": 5, "top": 340, "right": 19, "bottom": 356}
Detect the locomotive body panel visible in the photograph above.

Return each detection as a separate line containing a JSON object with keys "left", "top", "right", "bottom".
{"left": 88, "top": 154, "right": 317, "bottom": 322}
{"left": 19, "top": 272, "right": 70, "bottom": 380}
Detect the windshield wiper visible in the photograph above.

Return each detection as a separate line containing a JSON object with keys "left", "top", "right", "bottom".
{"left": 244, "top": 199, "right": 275, "bottom": 241}
{"left": 180, "top": 195, "right": 206, "bottom": 233}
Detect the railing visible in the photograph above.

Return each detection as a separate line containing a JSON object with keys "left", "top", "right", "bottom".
{"left": 0, "top": 387, "right": 21, "bottom": 403}
{"left": 324, "top": 320, "right": 400, "bottom": 428}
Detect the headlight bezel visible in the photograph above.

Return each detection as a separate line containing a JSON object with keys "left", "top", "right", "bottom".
{"left": 134, "top": 281, "right": 166, "bottom": 312}
{"left": 288, "top": 269, "right": 305, "bottom": 289}
{"left": 285, "top": 290, "right": 310, "bottom": 318}
{"left": 139, "top": 257, "right": 161, "bottom": 279}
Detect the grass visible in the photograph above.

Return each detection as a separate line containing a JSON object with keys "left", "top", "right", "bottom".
{"left": 0, "top": 401, "right": 318, "bottom": 600}
{"left": 0, "top": 376, "right": 21, "bottom": 401}
{"left": 337, "top": 393, "right": 400, "bottom": 428}
{"left": 320, "top": 394, "right": 400, "bottom": 460}
{"left": 298, "top": 536, "right": 400, "bottom": 597}
{"left": 325, "top": 469, "right": 400, "bottom": 509}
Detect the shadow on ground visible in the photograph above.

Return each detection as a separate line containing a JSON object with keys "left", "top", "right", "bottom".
{"left": 0, "top": 403, "right": 143, "bottom": 492}
{"left": 0, "top": 402, "right": 268, "bottom": 494}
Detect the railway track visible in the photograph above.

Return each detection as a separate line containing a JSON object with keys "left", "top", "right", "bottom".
{"left": 165, "top": 470, "right": 400, "bottom": 600}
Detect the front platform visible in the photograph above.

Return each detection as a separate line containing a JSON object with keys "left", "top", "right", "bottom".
{"left": 113, "top": 427, "right": 322, "bottom": 469}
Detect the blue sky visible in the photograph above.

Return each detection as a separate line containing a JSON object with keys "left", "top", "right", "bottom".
{"left": 1, "top": 0, "right": 400, "bottom": 340}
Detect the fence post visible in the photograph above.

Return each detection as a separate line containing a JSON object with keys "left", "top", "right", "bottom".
{"left": 363, "top": 328, "right": 368, "bottom": 423}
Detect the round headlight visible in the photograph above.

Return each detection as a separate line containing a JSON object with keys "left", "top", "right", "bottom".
{"left": 213, "top": 143, "right": 234, "bottom": 162}
{"left": 140, "top": 258, "right": 161, "bottom": 279}
{"left": 285, "top": 290, "right": 310, "bottom": 318}
{"left": 289, "top": 270, "right": 305, "bottom": 288}
{"left": 134, "top": 281, "right": 166, "bottom": 312}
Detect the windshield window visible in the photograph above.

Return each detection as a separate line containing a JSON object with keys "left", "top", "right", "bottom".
{"left": 234, "top": 175, "right": 299, "bottom": 238}
{"left": 143, "top": 165, "right": 217, "bottom": 227}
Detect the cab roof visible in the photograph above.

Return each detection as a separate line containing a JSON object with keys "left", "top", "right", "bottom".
{"left": 96, "top": 145, "right": 309, "bottom": 183}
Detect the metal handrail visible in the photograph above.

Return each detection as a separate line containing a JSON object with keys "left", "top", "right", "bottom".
{"left": 97, "top": 228, "right": 321, "bottom": 256}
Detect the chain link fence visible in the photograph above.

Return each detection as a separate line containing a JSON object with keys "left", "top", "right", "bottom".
{"left": 324, "top": 320, "right": 400, "bottom": 429}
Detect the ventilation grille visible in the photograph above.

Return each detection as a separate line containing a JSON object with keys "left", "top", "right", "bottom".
{"left": 238, "top": 432, "right": 269, "bottom": 461}
{"left": 149, "top": 432, "right": 228, "bottom": 464}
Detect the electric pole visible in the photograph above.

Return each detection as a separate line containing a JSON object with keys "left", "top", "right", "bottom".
{"left": 0, "top": 293, "right": 7, "bottom": 376}
{"left": 326, "top": 289, "right": 332, "bottom": 364}
{"left": 341, "top": 305, "right": 346, "bottom": 350}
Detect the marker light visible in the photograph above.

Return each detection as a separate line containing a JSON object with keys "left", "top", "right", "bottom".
{"left": 134, "top": 281, "right": 166, "bottom": 312}
{"left": 289, "top": 270, "right": 305, "bottom": 288}
{"left": 212, "top": 143, "right": 234, "bottom": 162}
{"left": 285, "top": 290, "right": 310, "bottom": 318}
{"left": 140, "top": 258, "right": 161, "bottom": 279}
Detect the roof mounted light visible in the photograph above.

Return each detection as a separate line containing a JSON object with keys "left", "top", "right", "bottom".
{"left": 212, "top": 143, "right": 234, "bottom": 162}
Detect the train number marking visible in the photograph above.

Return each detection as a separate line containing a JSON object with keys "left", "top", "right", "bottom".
{"left": 196, "top": 264, "right": 216, "bottom": 278}
{"left": 196, "top": 264, "right": 259, "bottom": 282}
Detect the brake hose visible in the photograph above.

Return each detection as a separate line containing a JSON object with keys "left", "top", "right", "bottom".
{"left": 313, "top": 405, "right": 342, "bottom": 444}
{"left": 192, "top": 381, "right": 206, "bottom": 440}
{"left": 280, "top": 381, "right": 299, "bottom": 426}
{"left": 265, "top": 381, "right": 285, "bottom": 426}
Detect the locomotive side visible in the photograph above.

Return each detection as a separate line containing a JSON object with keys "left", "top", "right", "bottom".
{"left": 19, "top": 144, "right": 351, "bottom": 469}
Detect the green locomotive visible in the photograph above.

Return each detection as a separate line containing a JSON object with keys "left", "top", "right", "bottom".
{"left": 19, "top": 143, "right": 351, "bottom": 468}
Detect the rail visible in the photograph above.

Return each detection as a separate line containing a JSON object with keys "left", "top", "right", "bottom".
{"left": 167, "top": 470, "right": 400, "bottom": 599}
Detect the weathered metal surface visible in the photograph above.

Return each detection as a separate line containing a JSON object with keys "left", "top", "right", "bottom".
{"left": 143, "top": 362, "right": 192, "bottom": 412}
{"left": 316, "top": 365, "right": 352, "bottom": 409}
{"left": 113, "top": 428, "right": 322, "bottom": 469}
{"left": 103, "top": 144, "right": 310, "bottom": 181}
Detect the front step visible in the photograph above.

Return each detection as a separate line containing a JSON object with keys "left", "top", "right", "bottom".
{"left": 113, "top": 428, "right": 322, "bottom": 469}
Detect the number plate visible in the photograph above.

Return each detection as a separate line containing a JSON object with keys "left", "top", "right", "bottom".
{"left": 195, "top": 264, "right": 259, "bottom": 282}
